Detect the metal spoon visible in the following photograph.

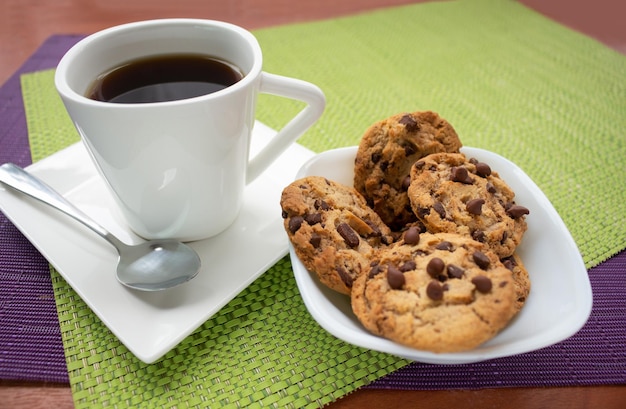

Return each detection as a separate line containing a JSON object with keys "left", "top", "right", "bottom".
{"left": 0, "top": 163, "right": 201, "bottom": 291}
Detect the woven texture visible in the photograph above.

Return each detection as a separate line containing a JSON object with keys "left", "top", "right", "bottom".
{"left": 251, "top": 0, "right": 626, "bottom": 268}
{"left": 6, "top": 0, "right": 626, "bottom": 406}
{"left": 0, "top": 35, "right": 83, "bottom": 383}
{"left": 52, "top": 259, "right": 403, "bottom": 408}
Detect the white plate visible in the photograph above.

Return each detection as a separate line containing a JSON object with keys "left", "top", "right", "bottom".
{"left": 0, "top": 121, "right": 314, "bottom": 364}
{"left": 290, "top": 146, "right": 593, "bottom": 364}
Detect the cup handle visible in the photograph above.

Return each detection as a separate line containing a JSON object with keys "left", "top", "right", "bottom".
{"left": 246, "top": 72, "right": 326, "bottom": 183}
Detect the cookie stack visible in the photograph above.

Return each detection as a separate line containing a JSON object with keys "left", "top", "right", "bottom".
{"left": 280, "top": 111, "right": 530, "bottom": 353}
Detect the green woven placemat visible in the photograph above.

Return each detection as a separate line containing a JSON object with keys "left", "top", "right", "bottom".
{"left": 20, "top": 0, "right": 626, "bottom": 407}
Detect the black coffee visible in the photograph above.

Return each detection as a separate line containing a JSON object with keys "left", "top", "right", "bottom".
{"left": 86, "top": 54, "right": 243, "bottom": 103}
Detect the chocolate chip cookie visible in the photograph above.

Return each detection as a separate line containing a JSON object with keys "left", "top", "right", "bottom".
{"left": 281, "top": 176, "right": 394, "bottom": 295}
{"left": 353, "top": 111, "right": 462, "bottom": 230}
{"left": 351, "top": 232, "right": 517, "bottom": 352}
{"left": 408, "top": 152, "right": 529, "bottom": 258}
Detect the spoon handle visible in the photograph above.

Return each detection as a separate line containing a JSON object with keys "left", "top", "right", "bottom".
{"left": 0, "top": 163, "right": 122, "bottom": 249}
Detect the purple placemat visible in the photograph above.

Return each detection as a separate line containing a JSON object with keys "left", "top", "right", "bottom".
{"left": 0, "top": 35, "right": 83, "bottom": 383}
{"left": 1, "top": 35, "right": 625, "bottom": 390}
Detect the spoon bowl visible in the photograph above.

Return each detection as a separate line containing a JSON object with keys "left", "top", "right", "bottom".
{"left": 0, "top": 163, "right": 201, "bottom": 291}
{"left": 117, "top": 239, "right": 201, "bottom": 291}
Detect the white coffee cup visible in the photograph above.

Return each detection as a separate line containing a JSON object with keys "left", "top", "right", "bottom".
{"left": 55, "top": 19, "right": 325, "bottom": 241}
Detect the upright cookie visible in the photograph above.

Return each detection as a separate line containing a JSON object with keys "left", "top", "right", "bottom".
{"left": 351, "top": 232, "right": 517, "bottom": 352}
{"left": 354, "top": 111, "right": 462, "bottom": 230}
{"left": 281, "top": 176, "right": 394, "bottom": 295}
{"left": 408, "top": 152, "right": 529, "bottom": 258}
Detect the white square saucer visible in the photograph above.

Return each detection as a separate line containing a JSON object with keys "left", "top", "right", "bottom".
{"left": 0, "top": 121, "right": 313, "bottom": 363}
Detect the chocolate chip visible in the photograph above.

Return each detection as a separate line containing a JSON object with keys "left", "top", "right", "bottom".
{"left": 399, "top": 114, "right": 419, "bottom": 132}
{"left": 337, "top": 222, "right": 360, "bottom": 248}
{"left": 403, "top": 143, "right": 417, "bottom": 156}
{"left": 426, "top": 280, "right": 444, "bottom": 300}
{"left": 427, "top": 257, "right": 445, "bottom": 278}
{"left": 288, "top": 216, "right": 304, "bottom": 234}
{"left": 414, "top": 160, "right": 425, "bottom": 170}
{"left": 486, "top": 182, "right": 496, "bottom": 193}
{"left": 371, "top": 152, "right": 381, "bottom": 163}
{"left": 381, "top": 234, "right": 394, "bottom": 246}
{"left": 400, "top": 260, "right": 416, "bottom": 272}
{"left": 500, "top": 231, "right": 508, "bottom": 244}
{"left": 433, "top": 202, "right": 446, "bottom": 219}
{"left": 506, "top": 205, "right": 530, "bottom": 219}
{"left": 475, "top": 162, "right": 492, "bottom": 177}
{"left": 403, "top": 226, "right": 421, "bottom": 245}
{"left": 466, "top": 198, "right": 485, "bottom": 215}
{"left": 472, "top": 275, "right": 492, "bottom": 293}
{"left": 336, "top": 266, "right": 353, "bottom": 288}
{"left": 471, "top": 230, "right": 486, "bottom": 242}
{"left": 447, "top": 264, "right": 464, "bottom": 279}
{"left": 402, "top": 175, "right": 411, "bottom": 190}
{"left": 387, "top": 265, "right": 405, "bottom": 289}
{"left": 314, "top": 199, "right": 330, "bottom": 211}
{"left": 435, "top": 241, "right": 453, "bottom": 251}
{"left": 473, "top": 251, "right": 491, "bottom": 269}
{"left": 305, "top": 213, "right": 322, "bottom": 225}
{"left": 450, "top": 166, "right": 473, "bottom": 184}
{"left": 501, "top": 256, "right": 517, "bottom": 271}
{"left": 369, "top": 263, "right": 382, "bottom": 278}
{"left": 281, "top": 210, "right": 288, "bottom": 219}
{"left": 309, "top": 233, "right": 321, "bottom": 248}
{"left": 450, "top": 166, "right": 467, "bottom": 181}
{"left": 360, "top": 220, "right": 379, "bottom": 237}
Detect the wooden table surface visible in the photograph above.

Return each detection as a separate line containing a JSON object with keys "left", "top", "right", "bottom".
{"left": 0, "top": 1, "right": 625, "bottom": 408}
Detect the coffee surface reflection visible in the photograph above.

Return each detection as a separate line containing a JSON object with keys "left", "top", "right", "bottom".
{"left": 87, "top": 54, "right": 243, "bottom": 103}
